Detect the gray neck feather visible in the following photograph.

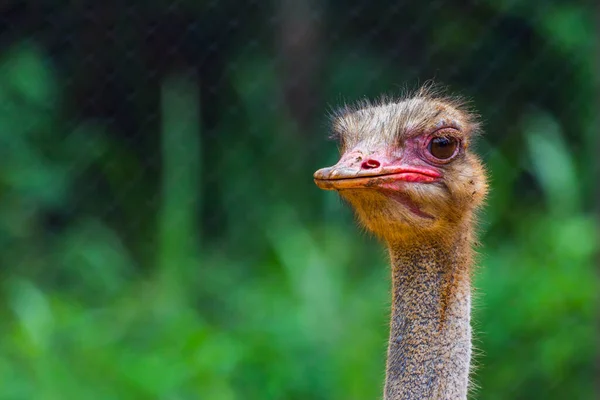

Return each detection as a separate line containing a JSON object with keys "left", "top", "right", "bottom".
{"left": 384, "top": 239, "right": 472, "bottom": 400}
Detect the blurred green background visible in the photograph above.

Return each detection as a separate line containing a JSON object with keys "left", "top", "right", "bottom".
{"left": 0, "top": 1, "right": 597, "bottom": 399}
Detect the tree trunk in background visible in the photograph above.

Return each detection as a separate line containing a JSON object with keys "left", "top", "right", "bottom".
{"left": 275, "top": 0, "right": 325, "bottom": 216}
{"left": 277, "top": 0, "right": 322, "bottom": 133}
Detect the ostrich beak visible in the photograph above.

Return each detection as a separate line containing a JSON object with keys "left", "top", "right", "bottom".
{"left": 313, "top": 154, "right": 441, "bottom": 191}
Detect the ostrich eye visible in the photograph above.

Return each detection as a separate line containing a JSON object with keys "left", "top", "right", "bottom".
{"left": 428, "top": 136, "right": 458, "bottom": 160}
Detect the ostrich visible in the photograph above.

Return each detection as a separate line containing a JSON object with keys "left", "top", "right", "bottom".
{"left": 313, "top": 86, "right": 488, "bottom": 399}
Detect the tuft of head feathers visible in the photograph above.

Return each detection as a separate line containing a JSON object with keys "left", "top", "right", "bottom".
{"left": 328, "top": 83, "right": 481, "bottom": 154}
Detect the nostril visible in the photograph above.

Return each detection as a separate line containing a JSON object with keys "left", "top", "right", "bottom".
{"left": 361, "top": 159, "right": 380, "bottom": 169}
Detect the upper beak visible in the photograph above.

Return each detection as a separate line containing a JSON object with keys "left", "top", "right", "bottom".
{"left": 313, "top": 160, "right": 441, "bottom": 190}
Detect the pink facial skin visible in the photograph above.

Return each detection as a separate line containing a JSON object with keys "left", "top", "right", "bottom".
{"left": 313, "top": 129, "right": 462, "bottom": 217}
{"left": 314, "top": 129, "right": 461, "bottom": 188}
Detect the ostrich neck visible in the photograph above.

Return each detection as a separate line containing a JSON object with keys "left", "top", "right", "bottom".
{"left": 384, "top": 233, "right": 473, "bottom": 400}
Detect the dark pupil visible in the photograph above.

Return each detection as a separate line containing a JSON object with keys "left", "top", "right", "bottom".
{"left": 429, "top": 137, "right": 457, "bottom": 159}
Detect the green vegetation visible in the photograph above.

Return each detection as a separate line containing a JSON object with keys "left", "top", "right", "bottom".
{"left": 0, "top": 2, "right": 597, "bottom": 399}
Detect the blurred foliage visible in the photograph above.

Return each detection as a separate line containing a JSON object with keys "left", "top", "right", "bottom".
{"left": 0, "top": 1, "right": 597, "bottom": 399}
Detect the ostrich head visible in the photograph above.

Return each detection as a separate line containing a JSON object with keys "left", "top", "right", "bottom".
{"left": 314, "top": 87, "right": 488, "bottom": 243}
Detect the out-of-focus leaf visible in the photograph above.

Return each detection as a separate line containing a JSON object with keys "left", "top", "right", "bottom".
{"left": 7, "top": 279, "right": 54, "bottom": 350}
{"left": 0, "top": 42, "right": 58, "bottom": 109}
{"left": 523, "top": 109, "right": 579, "bottom": 214}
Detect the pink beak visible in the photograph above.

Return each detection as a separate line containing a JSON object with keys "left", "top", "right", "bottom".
{"left": 314, "top": 155, "right": 441, "bottom": 191}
